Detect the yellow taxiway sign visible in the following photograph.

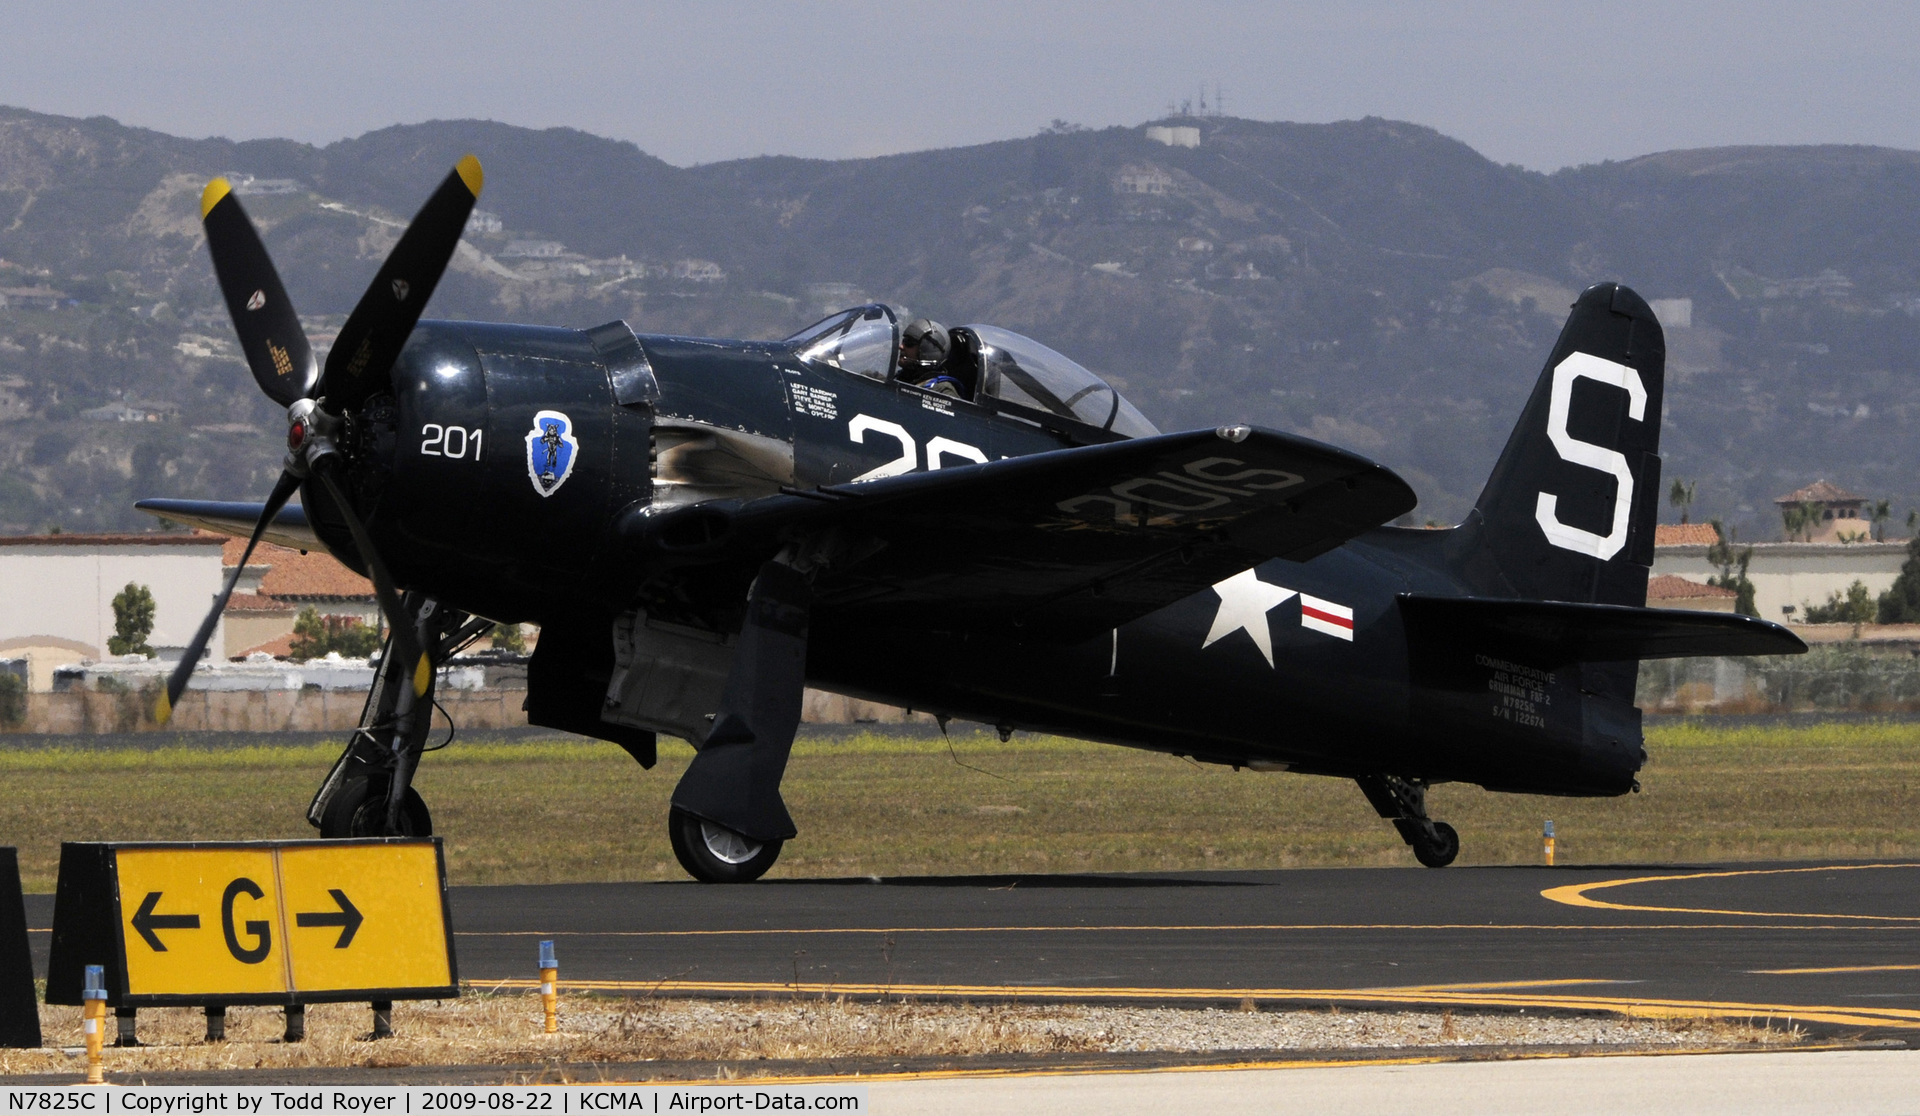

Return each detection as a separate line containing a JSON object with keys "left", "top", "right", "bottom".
{"left": 46, "top": 838, "right": 455, "bottom": 1007}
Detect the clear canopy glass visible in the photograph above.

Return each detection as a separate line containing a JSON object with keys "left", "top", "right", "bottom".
{"left": 789, "top": 307, "right": 1158, "bottom": 438}
{"left": 786, "top": 304, "right": 898, "bottom": 381}
{"left": 968, "top": 325, "right": 1158, "bottom": 437}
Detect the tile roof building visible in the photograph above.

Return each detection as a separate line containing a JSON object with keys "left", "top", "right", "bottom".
{"left": 1652, "top": 523, "right": 1907, "bottom": 624}
{"left": 1653, "top": 523, "right": 1720, "bottom": 547}
{"left": 1774, "top": 480, "right": 1870, "bottom": 542}
{"left": 218, "top": 537, "right": 377, "bottom": 657}
{"left": 1645, "top": 574, "right": 1738, "bottom": 613}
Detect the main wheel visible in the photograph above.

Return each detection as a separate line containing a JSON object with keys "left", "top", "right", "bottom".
{"left": 318, "top": 775, "right": 433, "bottom": 838}
{"left": 1411, "top": 821, "right": 1459, "bottom": 868}
{"left": 668, "top": 806, "right": 781, "bottom": 882}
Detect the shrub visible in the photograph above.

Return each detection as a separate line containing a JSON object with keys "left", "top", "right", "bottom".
{"left": 288, "top": 606, "right": 381, "bottom": 661}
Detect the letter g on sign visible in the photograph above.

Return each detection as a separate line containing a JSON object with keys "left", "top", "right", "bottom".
{"left": 1534, "top": 351, "right": 1646, "bottom": 560}
{"left": 222, "top": 876, "right": 272, "bottom": 964}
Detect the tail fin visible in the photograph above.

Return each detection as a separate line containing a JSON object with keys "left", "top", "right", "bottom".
{"left": 1462, "top": 282, "right": 1665, "bottom": 605}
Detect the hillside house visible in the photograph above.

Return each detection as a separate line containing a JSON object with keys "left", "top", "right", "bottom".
{"left": 1115, "top": 166, "right": 1174, "bottom": 195}
{"left": 671, "top": 259, "right": 726, "bottom": 282}
{"left": 1145, "top": 125, "right": 1201, "bottom": 148}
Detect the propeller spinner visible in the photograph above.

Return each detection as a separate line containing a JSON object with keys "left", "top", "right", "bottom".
{"left": 155, "top": 156, "right": 484, "bottom": 724}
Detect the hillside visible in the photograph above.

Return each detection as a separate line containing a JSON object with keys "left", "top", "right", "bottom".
{"left": 3, "top": 106, "right": 1919, "bottom": 536}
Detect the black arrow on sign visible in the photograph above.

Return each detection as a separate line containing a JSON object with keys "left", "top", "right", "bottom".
{"left": 131, "top": 891, "right": 201, "bottom": 952}
{"left": 294, "top": 889, "right": 364, "bottom": 948}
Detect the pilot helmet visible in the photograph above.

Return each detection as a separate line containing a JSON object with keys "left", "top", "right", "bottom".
{"left": 901, "top": 318, "right": 950, "bottom": 369}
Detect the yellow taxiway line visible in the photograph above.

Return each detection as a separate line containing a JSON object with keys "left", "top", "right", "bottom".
{"left": 1542, "top": 863, "right": 1920, "bottom": 921}
{"left": 674, "top": 1041, "right": 1879, "bottom": 1086}
{"left": 456, "top": 919, "right": 1919, "bottom": 939}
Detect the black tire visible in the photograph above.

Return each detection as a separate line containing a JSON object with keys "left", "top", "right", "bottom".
{"left": 1412, "top": 821, "right": 1459, "bottom": 868}
{"left": 668, "top": 806, "right": 781, "bottom": 882}
{"left": 318, "top": 775, "right": 433, "bottom": 838}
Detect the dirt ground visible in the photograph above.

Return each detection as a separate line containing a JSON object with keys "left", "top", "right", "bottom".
{"left": 2, "top": 992, "right": 1801, "bottom": 1078}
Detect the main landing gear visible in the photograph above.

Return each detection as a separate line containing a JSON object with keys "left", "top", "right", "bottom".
{"left": 308, "top": 594, "right": 495, "bottom": 838}
{"left": 667, "top": 806, "right": 783, "bottom": 883}
{"left": 1356, "top": 774, "right": 1459, "bottom": 868}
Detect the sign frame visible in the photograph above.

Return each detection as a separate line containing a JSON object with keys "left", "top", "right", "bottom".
{"left": 46, "top": 837, "right": 457, "bottom": 1008}
{"left": 1, "top": 847, "right": 41, "bottom": 1048}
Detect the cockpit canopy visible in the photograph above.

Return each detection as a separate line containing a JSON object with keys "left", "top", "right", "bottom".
{"left": 786, "top": 305, "right": 1158, "bottom": 438}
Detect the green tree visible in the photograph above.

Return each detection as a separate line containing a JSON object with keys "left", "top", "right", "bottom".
{"left": 1871, "top": 499, "right": 1893, "bottom": 542}
{"left": 1783, "top": 501, "right": 1825, "bottom": 542}
{"left": 288, "top": 606, "right": 381, "bottom": 661}
{"left": 0, "top": 671, "right": 24, "bottom": 726}
{"left": 1667, "top": 478, "right": 1697, "bottom": 524}
{"left": 1804, "top": 580, "right": 1875, "bottom": 625}
{"left": 1878, "top": 536, "right": 1920, "bottom": 623}
{"left": 1705, "top": 520, "right": 1758, "bottom": 617}
{"left": 107, "top": 582, "right": 156, "bottom": 657}
{"left": 491, "top": 622, "right": 527, "bottom": 653}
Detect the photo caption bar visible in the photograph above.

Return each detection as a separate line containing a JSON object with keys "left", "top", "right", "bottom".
{"left": 0, "top": 1085, "right": 867, "bottom": 1115}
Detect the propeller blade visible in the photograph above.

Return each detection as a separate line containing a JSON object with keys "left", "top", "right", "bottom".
{"left": 312, "top": 469, "right": 430, "bottom": 697}
{"left": 199, "top": 179, "right": 317, "bottom": 406}
{"left": 154, "top": 470, "right": 303, "bottom": 724}
{"left": 317, "top": 155, "right": 483, "bottom": 413}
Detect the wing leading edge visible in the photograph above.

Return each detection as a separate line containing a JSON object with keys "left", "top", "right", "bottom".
{"left": 710, "top": 425, "right": 1417, "bottom": 640}
{"left": 134, "top": 498, "right": 323, "bottom": 552}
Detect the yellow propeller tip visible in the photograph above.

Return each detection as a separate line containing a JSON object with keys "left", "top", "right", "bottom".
{"left": 455, "top": 155, "right": 484, "bottom": 198}
{"left": 413, "top": 655, "right": 432, "bottom": 696}
{"left": 153, "top": 691, "right": 173, "bottom": 725}
{"left": 200, "top": 178, "right": 232, "bottom": 220}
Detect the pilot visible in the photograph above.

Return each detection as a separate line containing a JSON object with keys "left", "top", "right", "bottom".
{"left": 898, "top": 318, "right": 968, "bottom": 399}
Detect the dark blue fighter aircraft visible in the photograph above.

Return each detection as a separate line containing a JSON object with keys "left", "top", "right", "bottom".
{"left": 143, "top": 157, "right": 1805, "bottom": 881}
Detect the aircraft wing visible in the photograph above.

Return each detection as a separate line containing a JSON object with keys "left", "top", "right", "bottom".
{"left": 720, "top": 425, "right": 1416, "bottom": 639}
{"left": 134, "top": 498, "right": 324, "bottom": 552}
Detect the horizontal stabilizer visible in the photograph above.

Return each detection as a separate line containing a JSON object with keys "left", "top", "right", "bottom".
{"left": 1399, "top": 594, "right": 1806, "bottom": 665}
{"left": 134, "top": 498, "right": 322, "bottom": 552}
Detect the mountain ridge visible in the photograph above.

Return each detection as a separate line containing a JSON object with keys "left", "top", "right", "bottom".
{"left": 2, "top": 105, "right": 1918, "bottom": 539}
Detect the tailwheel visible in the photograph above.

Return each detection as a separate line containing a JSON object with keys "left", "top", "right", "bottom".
{"left": 318, "top": 775, "right": 433, "bottom": 838}
{"left": 1356, "top": 774, "right": 1459, "bottom": 869}
{"left": 1410, "top": 820, "right": 1459, "bottom": 868}
{"left": 668, "top": 806, "right": 781, "bottom": 883}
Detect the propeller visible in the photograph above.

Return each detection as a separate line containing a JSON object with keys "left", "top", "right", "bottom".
{"left": 154, "top": 156, "right": 483, "bottom": 724}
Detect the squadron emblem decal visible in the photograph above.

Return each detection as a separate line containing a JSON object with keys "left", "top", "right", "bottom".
{"left": 524, "top": 410, "right": 579, "bottom": 497}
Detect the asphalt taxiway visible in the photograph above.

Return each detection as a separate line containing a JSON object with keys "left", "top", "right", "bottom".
{"left": 26, "top": 861, "right": 1920, "bottom": 1029}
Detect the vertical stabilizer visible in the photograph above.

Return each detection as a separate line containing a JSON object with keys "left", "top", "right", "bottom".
{"left": 1461, "top": 282, "right": 1665, "bottom": 606}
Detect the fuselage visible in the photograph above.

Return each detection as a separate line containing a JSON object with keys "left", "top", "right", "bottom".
{"left": 302, "top": 318, "right": 1641, "bottom": 801}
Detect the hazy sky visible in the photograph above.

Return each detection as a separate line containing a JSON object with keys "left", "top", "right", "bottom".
{"left": 4, "top": 2, "right": 1917, "bottom": 170}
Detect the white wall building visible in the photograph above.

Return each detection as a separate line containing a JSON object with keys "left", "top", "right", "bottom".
{"left": 0, "top": 533, "right": 226, "bottom": 686}
{"left": 1653, "top": 538, "right": 1908, "bottom": 624}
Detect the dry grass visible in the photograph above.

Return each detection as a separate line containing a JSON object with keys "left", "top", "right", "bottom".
{"left": 6, "top": 720, "right": 1920, "bottom": 892}
{"left": 0, "top": 992, "right": 1798, "bottom": 1077}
